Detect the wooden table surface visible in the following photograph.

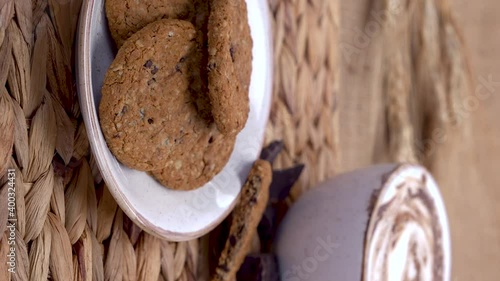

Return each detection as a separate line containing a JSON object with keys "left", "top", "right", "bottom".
{"left": 338, "top": 0, "right": 500, "bottom": 280}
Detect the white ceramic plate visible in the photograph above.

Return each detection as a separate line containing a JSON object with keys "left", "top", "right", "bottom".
{"left": 77, "top": 0, "right": 272, "bottom": 241}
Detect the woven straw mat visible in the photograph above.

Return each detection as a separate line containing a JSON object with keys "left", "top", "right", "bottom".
{"left": 0, "top": 0, "right": 340, "bottom": 280}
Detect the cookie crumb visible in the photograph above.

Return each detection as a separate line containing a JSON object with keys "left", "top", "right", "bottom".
{"left": 207, "top": 0, "right": 252, "bottom": 135}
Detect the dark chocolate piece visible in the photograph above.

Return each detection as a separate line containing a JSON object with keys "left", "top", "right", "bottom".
{"left": 236, "top": 254, "right": 280, "bottom": 281}
{"left": 269, "top": 164, "right": 304, "bottom": 202}
{"left": 259, "top": 140, "right": 284, "bottom": 164}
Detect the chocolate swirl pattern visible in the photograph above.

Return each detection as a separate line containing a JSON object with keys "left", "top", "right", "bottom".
{"left": 363, "top": 165, "right": 451, "bottom": 281}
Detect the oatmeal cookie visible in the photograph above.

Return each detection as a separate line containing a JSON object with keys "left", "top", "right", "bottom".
{"left": 150, "top": 124, "right": 236, "bottom": 190}
{"left": 100, "top": 19, "right": 199, "bottom": 171}
{"left": 105, "top": 0, "right": 194, "bottom": 47}
{"left": 207, "top": 0, "right": 253, "bottom": 135}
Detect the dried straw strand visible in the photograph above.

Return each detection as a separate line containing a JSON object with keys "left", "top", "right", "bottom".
{"left": 104, "top": 210, "right": 124, "bottom": 281}
{"left": 28, "top": 219, "right": 51, "bottom": 281}
{"left": 10, "top": 95, "right": 29, "bottom": 171}
{"left": 13, "top": 229, "right": 29, "bottom": 281}
{"left": 0, "top": 0, "right": 14, "bottom": 47}
{"left": 24, "top": 167, "right": 54, "bottom": 241}
{"left": 136, "top": 233, "right": 162, "bottom": 281}
{"left": 0, "top": 183, "right": 8, "bottom": 237}
{"left": 96, "top": 185, "right": 117, "bottom": 243}
{"left": 0, "top": 87, "right": 14, "bottom": 177}
{"left": 161, "top": 241, "right": 176, "bottom": 281}
{"left": 7, "top": 21, "right": 30, "bottom": 109}
{"left": 370, "top": 0, "right": 471, "bottom": 163}
{"left": 121, "top": 232, "right": 137, "bottom": 281}
{"left": 25, "top": 93, "right": 57, "bottom": 183}
{"left": 47, "top": 212, "right": 74, "bottom": 281}
{"left": 50, "top": 175, "right": 66, "bottom": 225}
{"left": 0, "top": 232, "right": 10, "bottom": 281}
{"left": 64, "top": 159, "right": 90, "bottom": 244}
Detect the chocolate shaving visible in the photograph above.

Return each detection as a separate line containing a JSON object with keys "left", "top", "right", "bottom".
{"left": 259, "top": 140, "right": 284, "bottom": 163}
{"left": 269, "top": 164, "right": 304, "bottom": 202}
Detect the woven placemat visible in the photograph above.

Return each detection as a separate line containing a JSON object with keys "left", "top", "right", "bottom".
{"left": 0, "top": 0, "right": 340, "bottom": 280}
{"left": 265, "top": 0, "right": 340, "bottom": 200}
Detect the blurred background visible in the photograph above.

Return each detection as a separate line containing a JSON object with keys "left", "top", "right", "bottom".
{"left": 339, "top": 1, "right": 499, "bottom": 280}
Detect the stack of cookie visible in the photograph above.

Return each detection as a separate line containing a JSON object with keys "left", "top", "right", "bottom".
{"left": 99, "top": 0, "right": 253, "bottom": 190}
